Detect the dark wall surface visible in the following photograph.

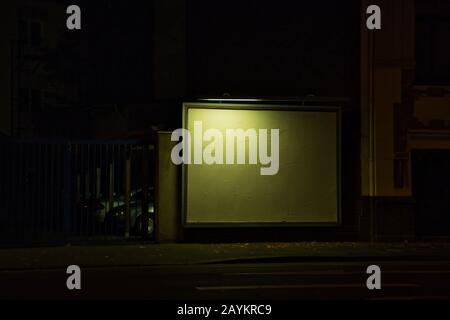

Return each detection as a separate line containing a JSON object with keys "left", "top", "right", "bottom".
{"left": 187, "top": 0, "right": 361, "bottom": 98}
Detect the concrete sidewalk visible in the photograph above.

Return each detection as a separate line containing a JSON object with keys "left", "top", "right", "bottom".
{"left": 1, "top": 242, "right": 450, "bottom": 271}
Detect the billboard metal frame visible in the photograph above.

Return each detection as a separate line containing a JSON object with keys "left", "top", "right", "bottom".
{"left": 181, "top": 102, "right": 342, "bottom": 228}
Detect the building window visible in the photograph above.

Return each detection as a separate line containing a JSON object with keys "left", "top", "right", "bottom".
{"left": 30, "top": 21, "right": 41, "bottom": 47}
{"left": 17, "top": 19, "right": 42, "bottom": 48}
{"left": 31, "top": 90, "right": 42, "bottom": 112}
{"left": 18, "top": 20, "right": 28, "bottom": 45}
{"left": 415, "top": 0, "right": 450, "bottom": 85}
{"left": 18, "top": 87, "right": 29, "bottom": 112}
{"left": 19, "top": 88, "right": 42, "bottom": 112}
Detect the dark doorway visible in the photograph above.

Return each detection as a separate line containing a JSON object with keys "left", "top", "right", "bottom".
{"left": 412, "top": 150, "right": 450, "bottom": 237}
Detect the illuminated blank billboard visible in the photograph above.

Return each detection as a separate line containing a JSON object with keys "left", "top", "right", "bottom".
{"left": 182, "top": 103, "right": 340, "bottom": 226}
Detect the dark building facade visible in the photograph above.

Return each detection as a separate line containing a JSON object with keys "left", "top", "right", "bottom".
{"left": 1, "top": 0, "right": 450, "bottom": 244}
{"left": 359, "top": 0, "right": 450, "bottom": 241}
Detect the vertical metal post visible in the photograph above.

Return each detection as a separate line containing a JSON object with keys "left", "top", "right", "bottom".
{"left": 368, "top": 19, "right": 377, "bottom": 243}
{"left": 63, "top": 143, "right": 72, "bottom": 240}
{"left": 109, "top": 161, "right": 114, "bottom": 214}
{"left": 10, "top": 40, "right": 15, "bottom": 136}
{"left": 124, "top": 147, "right": 131, "bottom": 238}
{"left": 96, "top": 165, "right": 101, "bottom": 198}
{"left": 141, "top": 144, "right": 150, "bottom": 238}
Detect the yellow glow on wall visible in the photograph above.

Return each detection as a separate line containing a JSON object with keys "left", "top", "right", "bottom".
{"left": 183, "top": 103, "right": 340, "bottom": 225}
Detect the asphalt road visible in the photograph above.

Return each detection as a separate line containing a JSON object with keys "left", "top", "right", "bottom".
{"left": 1, "top": 260, "right": 450, "bottom": 300}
